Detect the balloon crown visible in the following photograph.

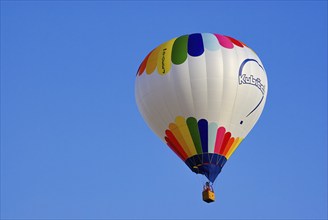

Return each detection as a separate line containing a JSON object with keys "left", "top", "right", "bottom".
{"left": 137, "top": 33, "right": 252, "bottom": 76}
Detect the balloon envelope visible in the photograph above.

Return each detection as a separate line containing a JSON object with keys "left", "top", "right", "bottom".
{"left": 135, "top": 33, "right": 268, "bottom": 182}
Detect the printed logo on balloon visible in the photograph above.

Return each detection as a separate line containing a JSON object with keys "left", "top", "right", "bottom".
{"left": 238, "top": 59, "right": 266, "bottom": 125}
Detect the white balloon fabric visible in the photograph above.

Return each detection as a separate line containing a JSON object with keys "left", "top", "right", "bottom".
{"left": 135, "top": 33, "right": 268, "bottom": 182}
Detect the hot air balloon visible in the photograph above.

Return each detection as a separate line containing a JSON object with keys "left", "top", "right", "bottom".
{"left": 135, "top": 33, "right": 268, "bottom": 203}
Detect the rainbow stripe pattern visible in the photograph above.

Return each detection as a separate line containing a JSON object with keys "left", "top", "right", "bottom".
{"left": 165, "top": 116, "right": 243, "bottom": 182}
{"left": 137, "top": 33, "right": 248, "bottom": 76}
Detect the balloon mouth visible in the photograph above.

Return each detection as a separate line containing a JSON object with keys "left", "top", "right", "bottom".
{"left": 185, "top": 153, "right": 227, "bottom": 183}
{"left": 195, "top": 164, "right": 223, "bottom": 183}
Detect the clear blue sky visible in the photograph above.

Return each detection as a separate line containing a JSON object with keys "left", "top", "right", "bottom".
{"left": 1, "top": 1, "right": 327, "bottom": 219}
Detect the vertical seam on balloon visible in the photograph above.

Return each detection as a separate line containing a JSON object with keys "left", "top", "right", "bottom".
{"left": 161, "top": 65, "right": 177, "bottom": 126}
{"left": 169, "top": 68, "right": 180, "bottom": 117}
{"left": 238, "top": 45, "right": 249, "bottom": 137}
{"left": 203, "top": 42, "right": 210, "bottom": 153}
{"left": 169, "top": 65, "right": 184, "bottom": 128}
{"left": 202, "top": 35, "right": 209, "bottom": 121}
{"left": 227, "top": 44, "right": 241, "bottom": 135}
{"left": 241, "top": 48, "right": 251, "bottom": 137}
{"left": 136, "top": 79, "right": 154, "bottom": 131}
{"left": 138, "top": 94, "right": 162, "bottom": 139}
{"left": 186, "top": 46, "right": 196, "bottom": 129}
{"left": 170, "top": 61, "right": 191, "bottom": 128}
{"left": 217, "top": 42, "right": 225, "bottom": 127}
{"left": 240, "top": 48, "right": 255, "bottom": 137}
{"left": 141, "top": 93, "right": 168, "bottom": 136}
{"left": 141, "top": 75, "right": 169, "bottom": 132}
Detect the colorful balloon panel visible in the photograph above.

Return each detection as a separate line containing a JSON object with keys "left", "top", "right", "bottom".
{"left": 137, "top": 33, "right": 248, "bottom": 76}
{"left": 165, "top": 116, "right": 243, "bottom": 157}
